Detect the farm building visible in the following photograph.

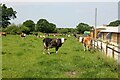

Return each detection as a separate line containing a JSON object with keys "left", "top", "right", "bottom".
{"left": 98, "top": 26, "right": 120, "bottom": 46}
{"left": 90, "top": 26, "right": 106, "bottom": 39}
{"left": 91, "top": 26, "right": 120, "bottom": 60}
{"left": 91, "top": 26, "right": 120, "bottom": 46}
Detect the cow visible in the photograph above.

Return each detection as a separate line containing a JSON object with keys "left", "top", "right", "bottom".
{"left": 43, "top": 38, "right": 66, "bottom": 54}
{"left": 20, "top": 33, "right": 26, "bottom": 39}
{"left": 0, "top": 32, "right": 7, "bottom": 36}
{"left": 82, "top": 35, "right": 92, "bottom": 51}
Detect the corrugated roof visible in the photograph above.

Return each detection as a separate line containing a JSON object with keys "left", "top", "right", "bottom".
{"left": 100, "top": 30, "right": 120, "bottom": 33}
{"left": 98, "top": 26, "right": 120, "bottom": 33}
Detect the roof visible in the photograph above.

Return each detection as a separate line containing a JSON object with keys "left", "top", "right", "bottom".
{"left": 100, "top": 30, "right": 120, "bottom": 33}
{"left": 98, "top": 26, "right": 120, "bottom": 33}
{"left": 84, "top": 31, "right": 90, "bottom": 34}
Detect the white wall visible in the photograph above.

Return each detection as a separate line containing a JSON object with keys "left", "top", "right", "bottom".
{"left": 93, "top": 40, "right": 119, "bottom": 60}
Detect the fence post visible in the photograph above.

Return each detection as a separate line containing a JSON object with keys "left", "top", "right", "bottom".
{"left": 101, "top": 41, "right": 102, "bottom": 52}
{"left": 106, "top": 43, "right": 108, "bottom": 56}
{"left": 112, "top": 47, "right": 115, "bottom": 58}
{"left": 97, "top": 41, "right": 98, "bottom": 49}
{"left": 94, "top": 40, "right": 95, "bottom": 48}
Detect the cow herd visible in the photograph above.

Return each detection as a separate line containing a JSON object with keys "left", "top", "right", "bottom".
{"left": 1, "top": 32, "right": 93, "bottom": 55}
{"left": 42, "top": 34, "right": 93, "bottom": 54}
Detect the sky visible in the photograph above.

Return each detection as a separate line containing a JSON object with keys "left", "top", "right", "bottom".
{"left": 1, "top": 0, "right": 120, "bottom": 28}
{"left": 1, "top": 0, "right": 120, "bottom": 2}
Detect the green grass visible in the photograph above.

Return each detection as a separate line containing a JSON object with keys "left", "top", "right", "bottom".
{"left": 2, "top": 35, "right": 118, "bottom": 78}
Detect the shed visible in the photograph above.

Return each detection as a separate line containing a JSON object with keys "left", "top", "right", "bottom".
{"left": 98, "top": 26, "right": 120, "bottom": 46}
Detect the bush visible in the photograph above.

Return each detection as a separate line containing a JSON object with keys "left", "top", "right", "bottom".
{"left": 5, "top": 24, "right": 19, "bottom": 35}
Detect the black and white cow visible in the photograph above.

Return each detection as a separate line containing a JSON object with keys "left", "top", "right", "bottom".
{"left": 43, "top": 38, "right": 66, "bottom": 54}
{"left": 20, "top": 33, "right": 26, "bottom": 40}
{"left": 20, "top": 33, "right": 26, "bottom": 38}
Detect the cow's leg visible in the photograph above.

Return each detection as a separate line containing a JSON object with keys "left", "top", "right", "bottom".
{"left": 88, "top": 45, "right": 91, "bottom": 51}
{"left": 55, "top": 47, "right": 59, "bottom": 54}
{"left": 47, "top": 48, "right": 50, "bottom": 55}
{"left": 89, "top": 45, "right": 92, "bottom": 51}
{"left": 86, "top": 45, "right": 89, "bottom": 51}
{"left": 43, "top": 43, "right": 47, "bottom": 54}
{"left": 83, "top": 44, "right": 86, "bottom": 51}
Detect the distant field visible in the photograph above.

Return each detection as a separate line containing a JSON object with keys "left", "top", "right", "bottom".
{"left": 2, "top": 35, "right": 118, "bottom": 78}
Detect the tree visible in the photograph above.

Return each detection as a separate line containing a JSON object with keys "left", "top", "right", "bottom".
{"left": 66, "top": 28, "right": 76, "bottom": 33}
{"left": 76, "top": 23, "right": 91, "bottom": 34}
{"left": 23, "top": 20, "right": 35, "bottom": 32}
{"left": 107, "top": 20, "right": 120, "bottom": 26}
{"left": 1, "top": 4, "right": 17, "bottom": 28}
{"left": 48, "top": 23, "right": 56, "bottom": 33}
{"left": 57, "top": 28, "right": 68, "bottom": 34}
{"left": 5, "top": 24, "right": 19, "bottom": 34}
{"left": 36, "top": 19, "right": 56, "bottom": 33}
{"left": 19, "top": 24, "right": 30, "bottom": 34}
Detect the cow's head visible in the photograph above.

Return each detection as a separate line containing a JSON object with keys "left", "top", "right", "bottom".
{"left": 61, "top": 38, "right": 67, "bottom": 43}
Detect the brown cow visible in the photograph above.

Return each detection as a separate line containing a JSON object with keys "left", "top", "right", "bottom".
{"left": 0, "top": 32, "right": 6, "bottom": 36}
{"left": 82, "top": 35, "right": 92, "bottom": 51}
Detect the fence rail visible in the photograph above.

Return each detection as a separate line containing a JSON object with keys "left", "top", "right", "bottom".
{"left": 93, "top": 40, "right": 120, "bottom": 60}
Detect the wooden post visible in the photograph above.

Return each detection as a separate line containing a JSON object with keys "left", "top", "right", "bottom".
{"left": 94, "top": 40, "right": 95, "bottom": 48}
{"left": 101, "top": 41, "right": 102, "bottom": 51}
{"left": 94, "top": 8, "right": 97, "bottom": 39}
{"left": 106, "top": 43, "right": 108, "bottom": 56}
{"left": 97, "top": 41, "right": 98, "bottom": 49}
{"left": 112, "top": 47, "right": 115, "bottom": 58}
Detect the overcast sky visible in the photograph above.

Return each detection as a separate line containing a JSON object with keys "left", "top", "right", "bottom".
{"left": 1, "top": 0, "right": 119, "bottom": 28}
{"left": 1, "top": 0, "right": 120, "bottom": 2}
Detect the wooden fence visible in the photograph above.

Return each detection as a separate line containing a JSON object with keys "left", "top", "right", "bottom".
{"left": 93, "top": 40, "right": 120, "bottom": 60}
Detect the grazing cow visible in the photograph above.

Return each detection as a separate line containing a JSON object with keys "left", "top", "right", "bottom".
{"left": 20, "top": 33, "right": 26, "bottom": 38}
{"left": 34, "top": 33, "right": 38, "bottom": 37}
{"left": 67, "top": 34, "right": 71, "bottom": 37}
{"left": 73, "top": 34, "right": 77, "bottom": 37}
{"left": 82, "top": 35, "right": 92, "bottom": 51}
{"left": 37, "top": 35, "right": 45, "bottom": 38}
{"left": 0, "top": 32, "right": 6, "bottom": 36}
{"left": 43, "top": 38, "right": 66, "bottom": 54}
{"left": 74, "top": 34, "right": 80, "bottom": 40}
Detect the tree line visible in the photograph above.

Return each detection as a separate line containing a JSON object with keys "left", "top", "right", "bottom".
{"left": 0, "top": 4, "right": 120, "bottom": 35}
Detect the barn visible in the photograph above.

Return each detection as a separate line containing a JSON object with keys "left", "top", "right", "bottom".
{"left": 98, "top": 26, "right": 120, "bottom": 46}
{"left": 91, "top": 26, "right": 120, "bottom": 60}
{"left": 90, "top": 26, "right": 120, "bottom": 46}
{"left": 90, "top": 26, "right": 106, "bottom": 39}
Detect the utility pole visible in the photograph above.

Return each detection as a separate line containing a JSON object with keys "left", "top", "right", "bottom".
{"left": 95, "top": 8, "right": 97, "bottom": 39}
{"left": 118, "top": 1, "right": 120, "bottom": 66}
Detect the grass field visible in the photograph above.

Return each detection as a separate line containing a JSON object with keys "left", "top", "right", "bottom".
{"left": 2, "top": 35, "right": 118, "bottom": 78}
